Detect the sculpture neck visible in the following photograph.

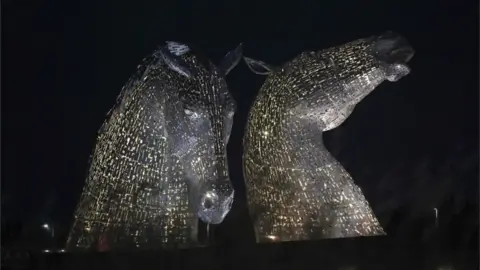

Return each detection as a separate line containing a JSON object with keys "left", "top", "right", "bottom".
{"left": 346, "top": 67, "right": 386, "bottom": 106}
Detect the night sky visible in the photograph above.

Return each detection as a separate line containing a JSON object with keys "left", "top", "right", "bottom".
{"left": 2, "top": 0, "right": 478, "bottom": 249}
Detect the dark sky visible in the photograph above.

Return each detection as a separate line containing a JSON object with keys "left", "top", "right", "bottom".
{"left": 2, "top": 0, "right": 478, "bottom": 247}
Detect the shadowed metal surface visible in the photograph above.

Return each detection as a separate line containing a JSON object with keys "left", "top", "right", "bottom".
{"left": 66, "top": 42, "right": 240, "bottom": 250}
{"left": 243, "top": 32, "right": 414, "bottom": 242}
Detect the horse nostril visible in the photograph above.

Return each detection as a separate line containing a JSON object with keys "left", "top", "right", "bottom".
{"left": 203, "top": 197, "right": 214, "bottom": 209}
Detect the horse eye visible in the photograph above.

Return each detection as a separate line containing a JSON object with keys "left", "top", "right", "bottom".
{"left": 184, "top": 109, "right": 194, "bottom": 116}
{"left": 185, "top": 109, "right": 201, "bottom": 120}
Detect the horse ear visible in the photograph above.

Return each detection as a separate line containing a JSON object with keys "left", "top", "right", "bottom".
{"left": 244, "top": 57, "right": 274, "bottom": 75}
{"left": 157, "top": 41, "right": 195, "bottom": 78}
{"left": 165, "top": 41, "right": 191, "bottom": 56}
{"left": 218, "top": 43, "right": 243, "bottom": 76}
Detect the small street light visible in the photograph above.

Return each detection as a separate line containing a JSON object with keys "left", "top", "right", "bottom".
{"left": 41, "top": 223, "right": 54, "bottom": 238}
{"left": 433, "top": 208, "right": 439, "bottom": 228}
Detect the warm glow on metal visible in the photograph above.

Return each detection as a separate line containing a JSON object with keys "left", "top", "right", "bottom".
{"left": 66, "top": 42, "right": 241, "bottom": 250}
{"left": 243, "top": 32, "right": 414, "bottom": 242}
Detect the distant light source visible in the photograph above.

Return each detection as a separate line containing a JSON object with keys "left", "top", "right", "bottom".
{"left": 58, "top": 249, "right": 66, "bottom": 253}
{"left": 43, "top": 249, "right": 50, "bottom": 253}
{"left": 266, "top": 235, "right": 278, "bottom": 241}
{"left": 42, "top": 223, "right": 55, "bottom": 238}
